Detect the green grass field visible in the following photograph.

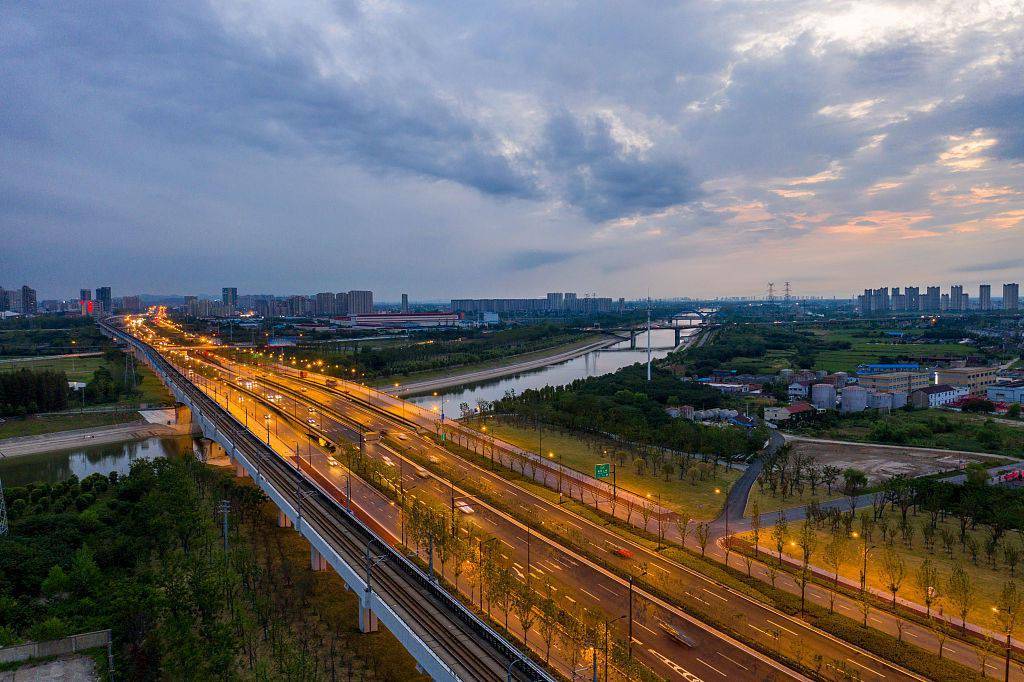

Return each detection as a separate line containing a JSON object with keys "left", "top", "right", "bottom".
{"left": 475, "top": 419, "right": 740, "bottom": 520}
{"left": 744, "top": 507, "right": 1017, "bottom": 633}
{"left": 0, "top": 356, "right": 105, "bottom": 383}
{"left": 0, "top": 411, "right": 143, "bottom": 440}
{"left": 1, "top": 353, "right": 172, "bottom": 407}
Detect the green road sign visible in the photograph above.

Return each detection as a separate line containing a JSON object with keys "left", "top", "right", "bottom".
{"left": 595, "top": 463, "right": 611, "bottom": 479}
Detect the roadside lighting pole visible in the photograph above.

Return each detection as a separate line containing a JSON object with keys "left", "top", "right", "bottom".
{"left": 627, "top": 568, "right": 647, "bottom": 659}
{"left": 851, "top": 531, "right": 876, "bottom": 592}
{"left": 605, "top": 614, "right": 626, "bottom": 681}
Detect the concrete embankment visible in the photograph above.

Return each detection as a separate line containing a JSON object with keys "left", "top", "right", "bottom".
{"left": 390, "top": 336, "right": 620, "bottom": 396}
{"left": 0, "top": 415, "right": 196, "bottom": 460}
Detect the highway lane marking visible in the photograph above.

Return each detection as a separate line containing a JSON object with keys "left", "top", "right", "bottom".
{"left": 715, "top": 652, "right": 747, "bottom": 671}
{"left": 765, "top": 619, "right": 797, "bottom": 637}
{"left": 564, "top": 595, "right": 576, "bottom": 603}
{"left": 650, "top": 563, "right": 670, "bottom": 574}
{"left": 581, "top": 588, "right": 600, "bottom": 600}
{"left": 647, "top": 648, "right": 703, "bottom": 682}
{"left": 845, "top": 657, "right": 885, "bottom": 677}
{"left": 685, "top": 591, "right": 711, "bottom": 606}
{"left": 701, "top": 588, "right": 728, "bottom": 602}
{"left": 696, "top": 657, "right": 726, "bottom": 677}
{"left": 598, "top": 584, "right": 619, "bottom": 596}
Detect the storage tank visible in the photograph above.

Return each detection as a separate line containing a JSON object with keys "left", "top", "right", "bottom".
{"left": 811, "top": 383, "right": 837, "bottom": 410}
{"left": 841, "top": 385, "right": 868, "bottom": 413}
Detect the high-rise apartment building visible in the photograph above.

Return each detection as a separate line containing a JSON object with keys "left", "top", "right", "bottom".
{"left": 96, "top": 287, "right": 111, "bottom": 314}
{"left": 401, "top": 293, "right": 409, "bottom": 313}
{"left": 315, "top": 292, "right": 336, "bottom": 316}
{"left": 940, "top": 293, "right": 950, "bottom": 311}
{"left": 335, "top": 292, "right": 349, "bottom": 315}
{"left": 891, "top": 287, "right": 906, "bottom": 311}
{"left": 546, "top": 292, "right": 564, "bottom": 310}
{"left": 80, "top": 289, "right": 92, "bottom": 303}
{"left": 122, "top": 295, "right": 142, "bottom": 313}
{"left": 979, "top": 284, "right": 991, "bottom": 311}
{"left": 20, "top": 285, "right": 37, "bottom": 315}
{"left": 222, "top": 287, "right": 238, "bottom": 311}
{"left": 950, "top": 285, "right": 964, "bottom": 311}
{"left": 905, "top": 286, "right": 920, "bottom": 311}
{"left": 923, "top": 286, "right": 940, "bottom": 311}
{"left": 0, "top": 288, "right": 9, "bottom": 311}
{"left": 1005, "top": 283, "right": 1020, "bottom": 310}
{"left": 348, "top": 290, "right": 373, "bottom": 315}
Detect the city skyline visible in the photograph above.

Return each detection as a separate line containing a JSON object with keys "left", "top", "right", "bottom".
{"left": 2, "top": 2, "right": 1023, "bottom": 298}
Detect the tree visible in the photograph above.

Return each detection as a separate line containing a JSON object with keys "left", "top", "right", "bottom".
{"left": 537, "top": 586, "right": 558, "bottom": 664}
{"left": 797, "top": 519, "right": 818, "bottom": 613}
{"left": 696, "top": 522, "right": 710, "bottom": 557}
{"left": 822, "top": 533, "right": 851, "bottom": 612}
{"left": 997, "top": 581, "right": 1024, "bottom": 682}
{"left": 915, "top": 558, "right": 940, "bottom": 619}
{"left": 843, "top": 468, "right": 868, "bottom": 510}
{"left": 750, "top": 502, "right": 762, "bottom": 559}
{"left": 772, "top": 514, "right": 788, "bottom": 565}
{"left": 948, "top": 563, "right": 975, "bottom": 633}
{"left": 821, "top": 465, "right": 841, "bottom": 495}
{"left": 513, "top": 582, "right": 537, "bottom": 644}
{"left": 1006, "top": 543, "right": 1021, "bottom": 577}
{"left": 880, "top": 547, "right": 906, "bottom": 608}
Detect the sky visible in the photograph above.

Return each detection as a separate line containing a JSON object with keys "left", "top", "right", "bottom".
{"left": 2, "top": 0, "right": 1023, "bottom": 301}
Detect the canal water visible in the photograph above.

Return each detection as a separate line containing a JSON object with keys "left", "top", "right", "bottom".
{"left": 0, "top": 435, "right": 195, "bottom": 486}
{"left": 408, "top": 327, "right": 693, "bottom": 411}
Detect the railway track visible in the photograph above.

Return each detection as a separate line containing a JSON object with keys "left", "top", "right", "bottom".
{"left": 102, "top": 321, "right": 552, "bottom": 682}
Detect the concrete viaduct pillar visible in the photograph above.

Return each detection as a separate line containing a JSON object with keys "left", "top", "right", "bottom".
{"left": 359, "top": 598, "right": 380, "bottom": 633}
{"left": 278, "top": 510, "right": 293, "bottom": 528}
{"left": 675, "top": 327, "right": 681, "bottom": 346}
{"left": 310, "top": 546, "right": 329, "bottom": 571}
{"left": 630, "top": 331, "right": 636, "bottom": 349}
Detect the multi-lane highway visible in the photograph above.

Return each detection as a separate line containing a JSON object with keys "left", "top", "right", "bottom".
{"left": 182, "top": 347, "right": 802, "bottom": 682}
{"left": 131, "top": 315, "right": 936, "bottom": 682}
{"left": 189, "top": 346, "right": 929, "bottom": 682}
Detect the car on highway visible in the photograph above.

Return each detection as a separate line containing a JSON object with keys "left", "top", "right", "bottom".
{"left": 612, "top": 547, "right": 634, "bottom": 559}
{"left": 395, "top": 433, "right": 408, "bottom": 441}
{"left": 307, "top": 418, "right": 317, "bottom": 426}
{"left": 414, "top": 467, "right": 430, "bottom": 478}
{"left": 428, "top": 454, "right": 441, "bottom": 464}
{"left": 455, "top": 501, "right": 475, "bottom": 515}
{"left": 381, "top": 456, "right": 396, "bottom": 468}
{"left": 327, "top": 457, "right": 340, "bottom": 467}
{"left": 658, "top": 621, "right": 697, "bottom": 648}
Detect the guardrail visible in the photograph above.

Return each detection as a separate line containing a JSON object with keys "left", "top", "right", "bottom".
{"left": 101, "top": 321, "right": 555, "bottom": 682}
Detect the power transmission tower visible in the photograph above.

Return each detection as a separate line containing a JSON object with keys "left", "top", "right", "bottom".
{"left": 784, "top": 281, "right": 792, "bottom": 303}
{"left": 767, "top": 283, "right": 775, "bottom": 302}
{"left": 0, "top": 478, "right": 9, "bottom": 536}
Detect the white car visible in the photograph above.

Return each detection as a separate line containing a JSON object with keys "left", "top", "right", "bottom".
{"left": 307, "top": 418, "right": 317, "bottom": 425}
{"left": 327, "top": 457, "right": 340, "bottom": 467}
{"left": 414, "top": 467, "right": 430, "bottom": 478}
{"left": 395, "top": 433, "right": 408, "bottom": 441}
{"left": 455, "top": 501, "right": 475, "bottom": 515}
{"left": 381, "top": 456, "right": 396, "bottom": 468}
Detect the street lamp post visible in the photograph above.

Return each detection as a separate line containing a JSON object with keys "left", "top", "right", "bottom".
{"left": 626, "top": 568, "right": 647, "bottom": 659}
{"left": 605, "top": 614, "right": 626, "bottom": 681}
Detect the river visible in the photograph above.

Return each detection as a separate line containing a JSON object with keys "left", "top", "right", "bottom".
{"left": 408, "top": 327, "right": 693, "bottom": 412}
{"left": 0, "top": 435, "right": 195, "bottom": 486}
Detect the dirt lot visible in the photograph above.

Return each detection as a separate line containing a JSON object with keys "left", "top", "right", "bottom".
{"left": 786, "top": 436, "right": 1013, "bottom": 483}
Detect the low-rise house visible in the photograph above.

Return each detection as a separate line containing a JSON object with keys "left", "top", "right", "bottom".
{"left": 988, "top": 381, "right": 1024, "bottom": 404}
{"left": 910, "top": 384, "right": 969, "bottom": 409}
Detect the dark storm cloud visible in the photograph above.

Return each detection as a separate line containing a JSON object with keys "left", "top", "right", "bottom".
{"left": 2, "top": 0, "right": 1023, "bottom": 298}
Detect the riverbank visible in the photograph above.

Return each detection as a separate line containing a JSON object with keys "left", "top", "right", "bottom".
{"left": 0, "top": 419, "right": 194, "bottom": 460}
{"left": 388, "top": 334, "right": 618, "bottom": 396}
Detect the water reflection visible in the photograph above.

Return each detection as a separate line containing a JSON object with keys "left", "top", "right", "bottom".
{"left": 409, "top": 327, "right": 691, "bottom": 410}
{"left": 0, "top": 436, "right": 194, "bottom": 486}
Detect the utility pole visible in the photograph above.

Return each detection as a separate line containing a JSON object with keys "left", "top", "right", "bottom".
{"left": 784, "top": 281, "right": 791, "bottom": 303}
{"left": 767, "top": 282, "right": 775, "bottom": 302}
{"left": 0, "top": 477, "right": 8, "bottom": 537}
